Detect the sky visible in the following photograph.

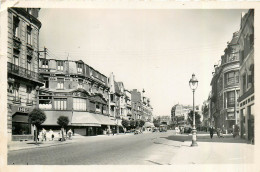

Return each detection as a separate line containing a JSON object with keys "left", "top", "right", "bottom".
{"left": 38, "top": 9, "right": 247, "bottom": 117}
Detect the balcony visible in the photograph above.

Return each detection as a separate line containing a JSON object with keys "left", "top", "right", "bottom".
{"left": 26, "top": 99, "right": 33, "bottom": 106}
{"left": 8, "top": 62, "right": 44, "bottom": 84}
{"left": 13, "top": 37, "right": 21, "bottom": 50}
{"left": 13, "top": 97, "right": 21, "bottom": 104}
{"left": 27, "top": 46, "right": 33, "bottom": 57}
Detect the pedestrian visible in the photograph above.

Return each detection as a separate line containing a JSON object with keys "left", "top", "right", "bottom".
{"left": 49, "top": 129, "right": 54, "bottom": 141}
{"left": 112, "top": 128, "right": 115, "bottom": 136}
{"left": 42, "top": 128, "right": 47, "bottom": 141}
{"left": 209, "top": 126, "right": 214, "bottom": 139}
{"left": 68, "top": 129, "right": 72, "bottom": 140}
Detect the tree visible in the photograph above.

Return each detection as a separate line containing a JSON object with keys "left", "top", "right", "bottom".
{"left": 187, "top": 111, "right": 201, "bottom": 127}
{"left": 57, "top": 116, "right": 69, "bottom": 141}
{"left": 28, "top": 108, "right": 46, "bottom": 144}
{"left": 121, "top": 119, "right": 130, "bottom": 130}
{"left": 153, "top": 118, "right": 160, "bottom": 128}
{"left": 139, "top": 120, "right": 145, "bottom": 128}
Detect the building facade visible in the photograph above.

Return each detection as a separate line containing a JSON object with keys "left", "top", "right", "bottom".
{"left": 38, "top": 57, "right": 116, "bottom": 136}
{"left": 210, "top": 31, "right": 240, "bottom": 133}
{"left": 237, "top": 10, "right": 254, "bottom": 141}
{"left": 7, "top": 8, "right": 43, "bottom": 141}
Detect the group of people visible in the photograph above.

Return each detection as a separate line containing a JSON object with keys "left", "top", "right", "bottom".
{"left": 38, "top": 128, "right": 73, "bottom": 141}
{"left": 209, "top": 125, "right": 240, "bottom": 139}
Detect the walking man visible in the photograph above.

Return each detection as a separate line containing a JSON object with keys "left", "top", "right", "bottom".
{"left": 209, "top": 126, "right": 214, "bottom": 139}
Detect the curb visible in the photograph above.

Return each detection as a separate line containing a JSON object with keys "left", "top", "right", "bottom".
{"left": 8, "top": 141, "right": 74, "bottom": 152}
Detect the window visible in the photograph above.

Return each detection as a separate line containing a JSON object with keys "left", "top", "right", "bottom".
{"left": 44, "top": 77, "right": 49, "bottom": 88}
{"left": 54, "top": 98, "right": 67, "bottom": 110}
{"left": 42, "top": 60, "right": 49, "bottom": 68}
{"left": 13, "top": 16, "right": 19, "bottom": 38}
{"left": 78, "top": 79, "right": 83, "bottom": 89}
{"left": 235, "top": 71, "right": 239, "bottom": 83}
{"left": 26, "top": 86, "right": 32, "bottom": 104}
{"left": 57, "top": 61, "right": 64, "bottom": 71}
{"left": 13, "top": 54, "right": 19, "bottom": 66}
{"left": 13, "top": 83, "right": 20, "bottom": 102}
{"left": 96, "top": 104, "right": 101, "bottom": 112}
{"left": 27, "top": 8, "right": 32, "bottom": 15}
{"left": 227, "top": 91, "right": 235, "bottom": 107}
{"left": 27, "top": 26, "right": 32, "bottom": 45}
{"left": 243, "top": 74, "right": 247, "bottom": 94}
{"left": 73, "top": 98, "right": 86, "bottom": 111}
{"left": 77, "top": 63, "right": 83, "bottom": 74}
{"left": 57, "top": 78, "right": 64, "bottom": 89}
{"left": 27, "top": 56, "right": 32, "bottom": 71}
{"left": 226, "top": 72, "right": 235, "bottom": 86}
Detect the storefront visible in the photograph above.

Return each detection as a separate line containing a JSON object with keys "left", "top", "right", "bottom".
{"left": 11, "top": 105, "right": 34, "bottom": 141}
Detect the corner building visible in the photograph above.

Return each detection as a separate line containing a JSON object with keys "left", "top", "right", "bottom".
{"left": 7, "top": 8, "right": 43, "bottom": 141}
{"left": 38, "top": 58, "right": 116, "bottom": 136}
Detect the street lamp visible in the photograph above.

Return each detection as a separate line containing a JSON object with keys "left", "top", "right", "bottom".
{"left": 189, "top": 73, "right": 198, "bottom": 147}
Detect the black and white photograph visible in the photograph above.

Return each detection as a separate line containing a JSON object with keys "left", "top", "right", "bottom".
{"left": 0, "top": 1, "right": 258, "bottom": 171}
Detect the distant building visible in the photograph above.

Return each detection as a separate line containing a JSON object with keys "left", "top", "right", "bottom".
{"left": 7, "top": 8, "right": 43, "bottom": 141}
{"left": 131, "top": 89, "right": 142, "bottom": 120}
{"left": 171, "top": 104, "right": 200, "bottom": 126}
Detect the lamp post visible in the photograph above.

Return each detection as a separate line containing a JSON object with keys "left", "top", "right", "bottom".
{"left": 189, "top": 73, "right": 198, "bottom": 147}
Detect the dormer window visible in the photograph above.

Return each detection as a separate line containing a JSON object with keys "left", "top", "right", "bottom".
{"left": 57, "top": 61, "right": 64, "bottom": 71}
{"left": 42, "top": 60, "right": 49, "bottom": 68}
{"left": 77, "top": 63, "right": 83, "bottom": 74}
{"left": 27, "top": 8, "right": 32, "bottom": 15}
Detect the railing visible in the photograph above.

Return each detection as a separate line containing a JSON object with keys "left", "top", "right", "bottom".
{"left": 8, "top": 62, "right": 43, "bottom": 82}
{"left": 13, "top": 97, "right": 21, "bottom": 104}
{"left": 26, "top": 99, "right": 33, "bottom": 106}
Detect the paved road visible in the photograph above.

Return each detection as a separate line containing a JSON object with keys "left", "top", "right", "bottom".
{"left": 8, "top": 131, "right": 183, "bottom": 165}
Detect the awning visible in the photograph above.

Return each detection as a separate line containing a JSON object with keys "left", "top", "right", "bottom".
{"left": 144, "top": 122, "right": 155, "bottom": 128}
{"left": 94, "top": 114, "right": 116, "bottom": 126}
{"left": 71, "top": 112, "right": 101, "bottom": 127}
{"left": 41, "top": 111, "right": 73, "bottom": 126}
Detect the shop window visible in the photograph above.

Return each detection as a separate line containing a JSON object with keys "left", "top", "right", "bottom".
{"left": 57, "top": 61, "right": 64, "bottom": 71}
{"left": 73, "top": 98, "right": 86, "bottom": 111}
{"left": 13, "top": 16, "right": 20, "bottom": 38}
{"left": 57, "top": 78, "right": 64, "bottom": 89}
{"left": 27, "top": 26, "right": 32, "bottom": 46}
{"left": 54, "top": 98, "right": 67, "bottom": 110}
{"left": 12, "top": 122, "right": 31, "bottom": 135}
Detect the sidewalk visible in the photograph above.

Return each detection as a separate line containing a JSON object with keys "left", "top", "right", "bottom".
{"left": 170, "top": 135, "right": 255, "bottom": 164}
{"left": 8, "top": 133, "right": 135, "bottom": 152}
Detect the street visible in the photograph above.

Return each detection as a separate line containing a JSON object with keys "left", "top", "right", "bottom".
{"left": 8, "top": 131, "right": 183, "bottom": 165}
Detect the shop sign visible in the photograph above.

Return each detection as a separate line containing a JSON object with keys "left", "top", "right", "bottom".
{"left": 18, "top": 106, "right": 30, "bottom": 113}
